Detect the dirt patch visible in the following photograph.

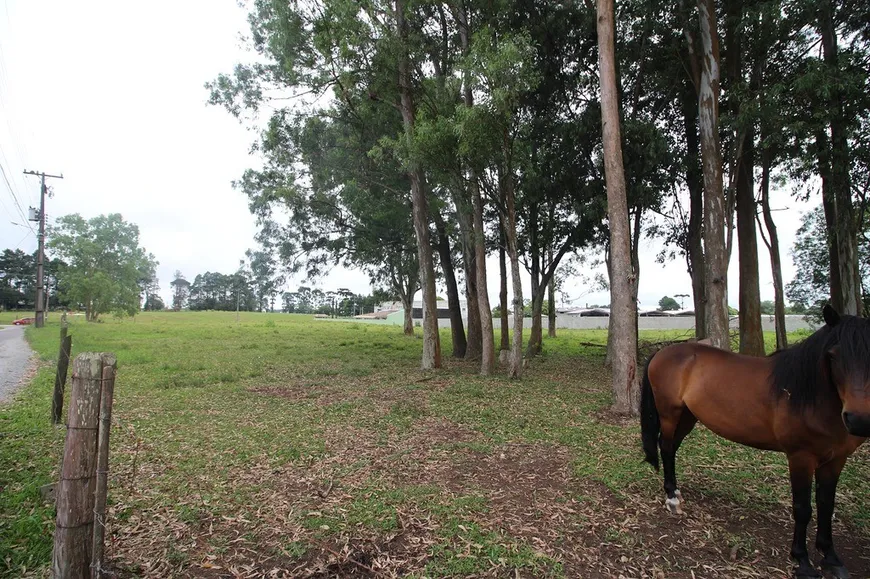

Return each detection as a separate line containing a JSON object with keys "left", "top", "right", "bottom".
{"left": 247, "top": 375, "right": 452, "bottom": 412}
{"left": 102, "top": 404, "right": 870, "bottom": 578}
{"left": 248, "top": 382, "right": 352, "bottom": 406}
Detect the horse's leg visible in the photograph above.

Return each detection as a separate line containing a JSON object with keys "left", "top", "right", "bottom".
{"left": 670, "top": 409, "right": 696, "bottom": 507}
{"left": 788, "top": 454, "right": 821, "bottom": 578}
{"left": 660, "top": 407, "right": 696, "bottom": 514}
{"left": 815, "top": 456, "right": 850, "bottom": 579}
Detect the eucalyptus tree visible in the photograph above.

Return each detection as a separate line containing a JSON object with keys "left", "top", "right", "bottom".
{"left": 753, "top": 0, "right": 870, "bottom": 322}
{"left": 232, "top": 98, "right": 423, "bottom": 334}
{"left": 786, "top": 205, "right": 870, "bottom": 316}
{"left": 246, "top": 248, "right": 284, "bottom": 312}
{"left": 694, "top": 0, "right": 730, "bottom": 349}
{"left": 457, "top": 28, "right": 541, "bottom": 377}
{"left": 509, "top": 0, "right": 606, "bottom": 358}
{"left": 209, "top": 0, "right": 443, "bottom": 368}
{"left": 723, "top": 0, "right": 764, "bottom": 355}
{"left": 597, "top": 0, "right": 638, "bottom": 414}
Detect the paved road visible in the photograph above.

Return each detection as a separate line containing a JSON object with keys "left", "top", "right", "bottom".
{"left": 0, "top": 325, "right": 34, "bottom": 403}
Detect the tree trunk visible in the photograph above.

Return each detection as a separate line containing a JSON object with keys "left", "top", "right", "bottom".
{"left": 453, "top": 190, "right": 482, "bottom": 360}
{"left": 817, "top": 130, "right": 843, "bottom": 312}
{"left": 527, "top": 251, "right": 568, "bottom": 357}
{"left": 630, "top": 207, "right": 641, "bottom": 337}
{"left": 697, "top": 0, "right": 730, "bottom": 350}
{"left": 597, "top": 0, "right": 638, "bottom": 414}
{"left": 456, "top": 1, "right": 494, "bottom": 374}
{"left": 396, "top": 0, "right": 441, "bottom": 369}
{"left": 759, "top": 149, "right": 788, "bottom": 349}
{"left": 819, "top": 1, "right": 861, "bottom": 316}
{"left": 547, "top": 248, "right": 557, "bottom": 338}
{"left": 604, "top": 245, "right": 614, "bottom": 369}
{"left": 499, "top": 218, "right": 510, "bottom": 354}
{"left": 735, "top": 132, "right": 764, "bottom": 355}
{"left": 526, "top": 203, "right": 543, "bottom": 357}
{"left": 528, "top": 294, "right": 544, "bottom": 358}
{"left": 726, "top": 0, "right": 763, "bottom": 356}
{"left": 435, "top": 213, "right": 467, "bottom": 358}
{"left": 403, "top": 305, "right": 414, "bottom": 335}
{"left": 471, "top": 177, "right": 494, "bottom": 374}
{"left": 400, "top": 295, "right": 414, "bottom": 336}
{"left": 499, "top": 156, "right": 524, "bottom": 378}
{"left": 682, "top": 82, "right": 707, "bottom": 338}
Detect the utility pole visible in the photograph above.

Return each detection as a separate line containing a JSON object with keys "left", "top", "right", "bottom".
{"left": 24, "top": 170, "right": 63, "bottom": 328}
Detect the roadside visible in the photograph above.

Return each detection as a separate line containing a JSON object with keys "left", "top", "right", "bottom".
{"left": 0, "top": 325, "right": 35, "bottom": 404}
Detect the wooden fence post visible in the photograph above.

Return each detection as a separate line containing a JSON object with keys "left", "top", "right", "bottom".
{"left": 91, "top": 354, "right": 116, "bottom": 579}
{"left": 52, "top": 353, "right": 106, "bottom": 579}
{"left": 52, "top": 313, "right": 72, "bottom": 424}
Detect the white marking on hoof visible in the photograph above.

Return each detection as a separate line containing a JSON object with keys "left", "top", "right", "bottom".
{"left": 674, "top": 489, "right": 683, "bottom": 504}
{"left": 665, "top": 496, "right": 683, "bottom": 514}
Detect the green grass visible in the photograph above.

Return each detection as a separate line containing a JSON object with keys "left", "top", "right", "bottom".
{"left": 0, "top": 311, "right": 866, "bottom": 578}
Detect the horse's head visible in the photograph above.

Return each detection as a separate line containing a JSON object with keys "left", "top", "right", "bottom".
{"left": 824, "top": 305, "right": 870, "bottom": 437}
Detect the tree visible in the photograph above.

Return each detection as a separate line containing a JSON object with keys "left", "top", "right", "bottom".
{"left": 144, "top": 294, "right": 165, "bottom": 311}
{"left": 786, "top": 205, "right": 869, "bottom": 316}
{"left": 458, "top": 25, "right": 542, "bottom": 378}
{"left": 394, "top": 0, "right": 442, "bottom": 370}
{"left": 696, "top": 0, "right": 730, "bottom": 350}
{"left": 48, "top": 214, "right": 156, "bottom": 321}
{"left": 208, "top": 0, "right": 443, "bottom": 368}
{"left": 453, "top": 1, "right": 495, "bottom": 374}
{"left": 246, "top": 248, "right": 284, "bottom": 312}
{"left": 0, "top": 249, "right": 36, "bottom": 310}
{"left": 139, "top": 258, "right": 161, "bottom": 312}
{"left": 658, "top": 296, "right": 680, "bottom": 311}
{"left": 817, "top": 0, "right": 862, "bottom": 316}
{"left": 597, "top": 0, "right": 638, "bottom": 414}
{"left": 725, "top": 0, "right": 764, "bottom": 356}
{"left": 0, "top": 249, "right": 69, "bottom": 310}
{"left": 170, "top": 271, "right": 190, "bottom": 312}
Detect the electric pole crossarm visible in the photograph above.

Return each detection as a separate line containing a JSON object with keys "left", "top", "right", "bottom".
{"left": 23, "top": 170, "right": 64, "bottom": 179}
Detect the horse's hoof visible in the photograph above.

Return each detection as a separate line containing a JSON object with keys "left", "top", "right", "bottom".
{"left": 820, "top": 564, "right": 850, "bottom": 579}
{"left": 665, "top": 496, "right": 683, "bottom": 514}
{"left": 794, "top": 564, "right": 822, "bottom": 578}
{"left": 674, "top": 489, "right": 683, "bottom": 504}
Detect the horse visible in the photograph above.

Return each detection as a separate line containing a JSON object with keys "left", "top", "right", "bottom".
{"left": 640, "top": 305, "right": 868, "bottom": 579}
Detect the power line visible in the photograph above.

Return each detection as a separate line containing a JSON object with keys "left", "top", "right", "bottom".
{"left": 12, "top": 228, "right": 31, "bottom": 250}
{"left": 0, "top": 12, "right": 34, "bottom": 207}
{"left": 0, "top": 160, "right": 34, "bottom": 234}
{"left": 0, "top": 190, "right": 16, "bottom": 220}
{"left": 0, "top": 142, "right": 30, "bottom": 204}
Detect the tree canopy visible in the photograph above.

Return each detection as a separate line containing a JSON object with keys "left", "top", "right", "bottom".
{"left": 658, "top": 296, "right": 680, "bottom": 311}
{"left": 207, "top": 0, "right": 870, "bottom": 408}
{"left": 48, "top": 214, "right": 156, "bottom": 321}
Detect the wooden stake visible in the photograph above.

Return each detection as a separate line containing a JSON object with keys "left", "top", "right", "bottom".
{"left": 52, "top": 353, "right": 103, "bottom": 579}
{"left": 91, "top": 354, "right": 116, "bottom": 579}
{"left": 52, "top": 313, "right": 72, "bottom": 424}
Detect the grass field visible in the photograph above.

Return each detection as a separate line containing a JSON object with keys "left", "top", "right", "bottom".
{"left": 0, "top": 312, "right": 867, "bottom": 578}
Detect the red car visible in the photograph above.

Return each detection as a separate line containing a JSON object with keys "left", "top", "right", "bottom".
{"left": 12, "top": 317, "right": 34, "bottom": 325}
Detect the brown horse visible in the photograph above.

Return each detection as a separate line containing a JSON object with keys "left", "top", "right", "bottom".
{"left": 641, "top": 305, "right": 868, "bottom": 579}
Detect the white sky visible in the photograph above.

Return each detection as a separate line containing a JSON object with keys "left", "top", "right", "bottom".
{"left": 0, "top": 1, "right": 814, "bottom": 310}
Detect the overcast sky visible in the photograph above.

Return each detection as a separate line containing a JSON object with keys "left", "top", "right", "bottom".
{"left": 0, "top": 1, "right": 815, "bottom": 311}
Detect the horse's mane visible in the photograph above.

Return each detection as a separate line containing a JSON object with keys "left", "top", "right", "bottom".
{"left": 771, "top": 314, "right": 870, "bottom": 411}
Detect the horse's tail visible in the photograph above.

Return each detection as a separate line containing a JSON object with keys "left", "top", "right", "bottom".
{"left": 640, "top": 356, "right": 660, "bottom": 471}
